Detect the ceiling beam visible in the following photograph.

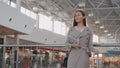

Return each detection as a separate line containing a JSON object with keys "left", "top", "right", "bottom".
{"left": 100, "top": 10, "right": 113, "bottom": 22}
{"left": 85, "top": 7, "right": 120, "bottom": 10}
{"left": 22, "top": 0, "right": 33, "bottom": 10}
{"left": 115, "top": 27, "right": 120, "bottom": 43}
{"left": 64, "top": 0, "right": 74, "bottom": 8}
{"left": 110, "top": 0, "right": 120, "bottom": 16}
{"left": 23, "top": 7, "right": 120, "bottom": 12}
{"left": 91, "top": 18, "right": 120, "bottom": 20}
{"left": 46, "top": 0, "right": 62, "bottom": 11}
{"left": 97, "top": 0, "right": 105, "bottom": 8}
{"left": 87, "top": 0, "right": 96, "bottom": 8}
{"left": 93, "top": 16, "right": 120, "bottom": 17}
{"left": 108, "top": 20, "right": 116, "bottom": 34}
{"left": 87, "top": 0, "right": 100, "bottom": 23}
{"left": 67, "top": 0, "right": 75, "bottom": 7}
{"left": 92, "top": 1, "right": 112, "bottom": 7}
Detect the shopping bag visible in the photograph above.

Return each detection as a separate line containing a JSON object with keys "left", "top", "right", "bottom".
{"left": 62, "top": 57, "right": 68, "bottom": 67}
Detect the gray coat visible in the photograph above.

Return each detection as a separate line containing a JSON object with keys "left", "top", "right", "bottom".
{"left": 65, "top": 26, "right": 94, "bottom": 68}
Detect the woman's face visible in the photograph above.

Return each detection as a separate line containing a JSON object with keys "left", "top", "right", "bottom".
{"left": 74, "top": 11, "right": 85, "bottom": 23}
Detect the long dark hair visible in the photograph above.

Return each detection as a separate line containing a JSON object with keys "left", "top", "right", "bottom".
{"left": 73, "top": 10, "right": 86, "bottom": 27}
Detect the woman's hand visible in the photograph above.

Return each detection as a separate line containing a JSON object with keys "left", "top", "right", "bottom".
{"left": 71, "top": 42, "right": 79, "bottom": 48}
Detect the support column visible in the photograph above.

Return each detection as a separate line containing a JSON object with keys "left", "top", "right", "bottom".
{"left": 102, "top": 53, "right": 105, "bottom": 68}
{"left": 14, "top": 34, "right": 19, "bottom": 68}
{"left": 52, "top": 19, "right": 54, "bottom": 32}
{"left": 97, "top": 54, "right": 99, "bottom": 68}
{"left": 101, "top": 53, "right": 104, "bottom": 62}
{"left": 92, "top": 53, "right": 95, "bottom": 68}
{"left": 3, "top": 35, "right": 6, "bottom": 68}
{"left": 40, "top": 52, "right": 43, "bottom": 68}
{"left": 36, "top": 13, "right": 39, "bottom": 28}
{"left": 98, "top": 36, "right": 100, "bottom": 43}
{"left": 16, "top": 0, "right": 21, "bottom": 11}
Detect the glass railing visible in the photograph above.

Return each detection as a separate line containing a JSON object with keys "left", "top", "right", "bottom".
{"left": 0, "top": 45, "right": 120, "bottom": 68}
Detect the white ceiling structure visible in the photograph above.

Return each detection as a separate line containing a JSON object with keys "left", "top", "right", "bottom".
{"left": 11, "top": 0, "right": 120, "bottom": 43}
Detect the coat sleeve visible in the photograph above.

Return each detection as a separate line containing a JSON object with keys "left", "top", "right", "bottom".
{"left": 65, "top": 27, "right": 73, "bottom": 51}
{"left": 88, "top": 28, "right": 95, "bottom": 52}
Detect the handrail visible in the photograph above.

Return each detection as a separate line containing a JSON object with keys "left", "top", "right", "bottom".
{"left": 0, "top": 44, "right": 120, "bottom": 47}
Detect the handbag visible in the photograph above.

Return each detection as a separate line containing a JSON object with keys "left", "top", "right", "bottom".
{"left": 62, "top": 56, "right": 68, "bottom": 67}
{"left": 62, "top": 50, "right": 71, "bottom": 67}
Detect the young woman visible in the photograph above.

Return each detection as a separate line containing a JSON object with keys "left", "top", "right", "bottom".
{"left": 65, "top": 10, "right": 98, "bottom": 68}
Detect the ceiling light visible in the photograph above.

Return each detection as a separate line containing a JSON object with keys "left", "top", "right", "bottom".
{"left": 95, "top": 21, "right": 100, "bottom": 24}
{"left": 33, "top": 7, "right": 40, "bottom": 13}
{"left": 88, "top": 13, "right": 93, "bottom": 17}
{"left": 100, "top": 26, "right": 104, "bottom": 29}
{"left": 108, "top": 34, "right": 111, "bottom": 36}
{"left": 104, "top": 30, "right": 108, "bottom": 33}
{"left": 78, "top": 3, "right": 85, "bottom": 7}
